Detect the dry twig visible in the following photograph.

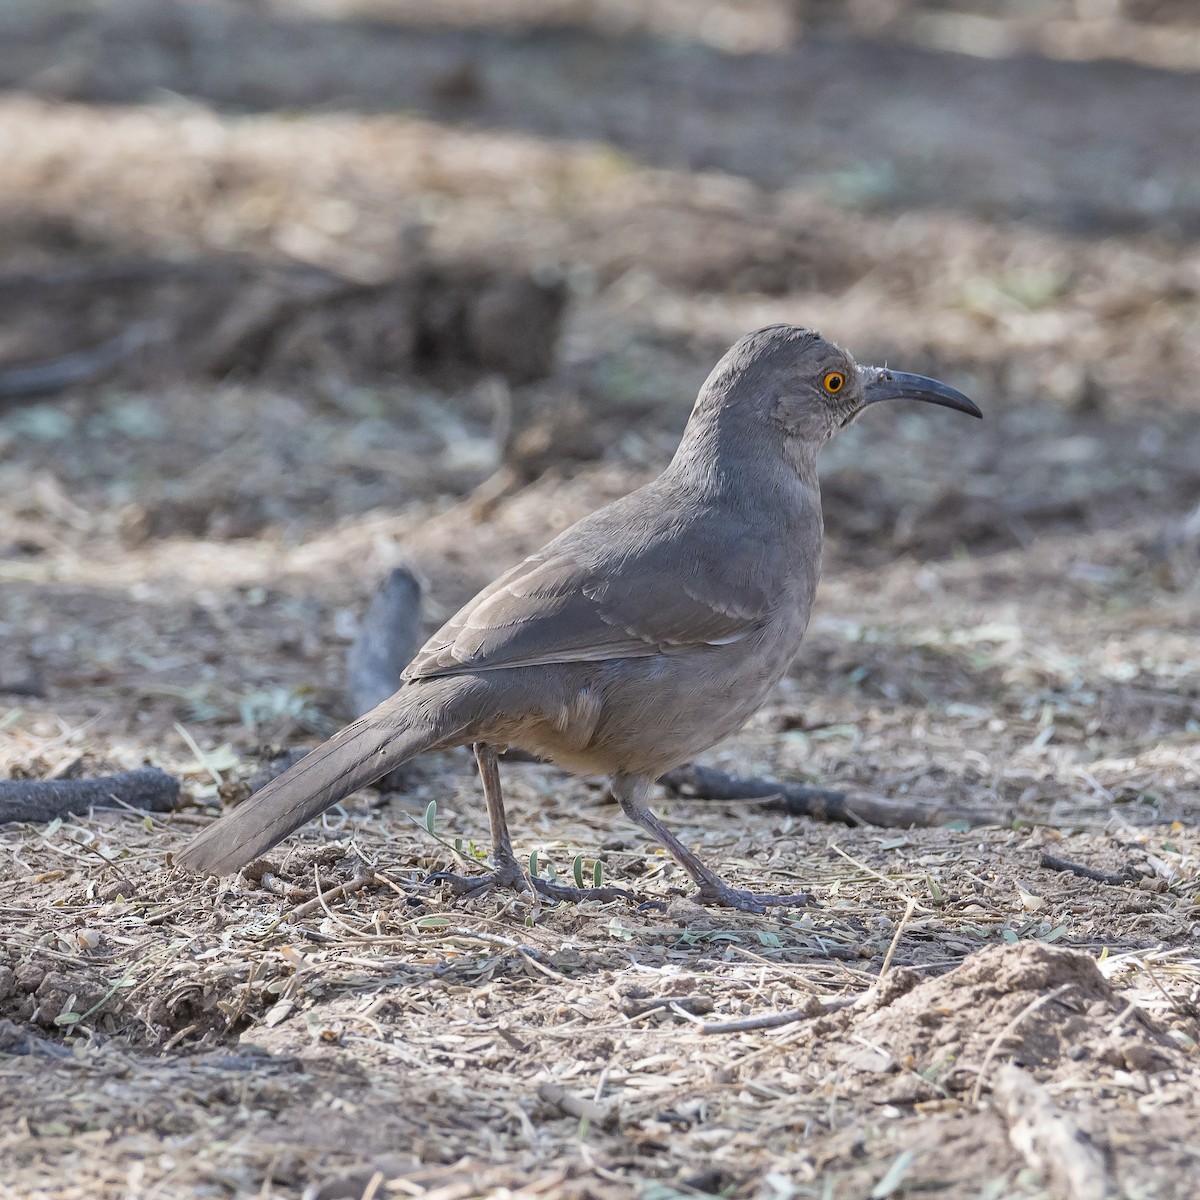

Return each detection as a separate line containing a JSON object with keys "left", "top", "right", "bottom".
{"left": 699, "top": 1002, "right": 821, "bottom": 1035}
{"left": 0, "top": 323, "right": 153, "bottom": 402}
{"left": 536, "top": 1081, "right": 615, "bottom": 1128}
{"left": 288, "top": 871, "right": 376, "bottom": 919}
{"left": 1039, "top": 853, "right": 1138, "bottom": 887}
{"left": 659, "top": 762, "right": 993, "bottom": 829}
{"left": 992, "top": 1063, "right": 1112, "bottom": 1200}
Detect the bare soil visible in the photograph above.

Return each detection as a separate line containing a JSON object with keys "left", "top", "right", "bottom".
{"left": 1, "top": 3, "right": 1198, "bottom": 1198}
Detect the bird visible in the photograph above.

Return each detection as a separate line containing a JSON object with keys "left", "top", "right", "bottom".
{"left": 176, "top": 325, "right": 980, "bottom": 912}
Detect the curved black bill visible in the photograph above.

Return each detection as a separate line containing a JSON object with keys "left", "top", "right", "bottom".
{"left": 861, "top": 368, "right": 982, "bottom": 418}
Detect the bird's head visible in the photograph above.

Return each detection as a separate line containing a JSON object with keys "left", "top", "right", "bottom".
{"left": 689, "top": 325, "right": 980, "bottom": 471}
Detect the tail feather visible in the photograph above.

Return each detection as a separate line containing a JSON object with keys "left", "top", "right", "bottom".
{"left": 176, "top": 694, "right": 457, "bottom": 876}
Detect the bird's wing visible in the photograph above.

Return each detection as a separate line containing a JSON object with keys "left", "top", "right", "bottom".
{"left": 405, "top": 538, "right": 771, "bottom": 680}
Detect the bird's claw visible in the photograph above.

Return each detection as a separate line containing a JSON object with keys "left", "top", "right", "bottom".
{"left": 424, "top": 864, "right": 530, "bottom": 899}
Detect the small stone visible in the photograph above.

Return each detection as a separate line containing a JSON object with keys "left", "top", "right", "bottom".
{"left": 15, "top": 963, "right": 46, "bottom": 993}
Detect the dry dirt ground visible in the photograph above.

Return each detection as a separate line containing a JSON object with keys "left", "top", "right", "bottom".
{"left": 2, "top": 2, "right": 1200, "bottom": 1198}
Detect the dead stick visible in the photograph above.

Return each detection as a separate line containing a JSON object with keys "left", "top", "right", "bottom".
{"left": 620, "top": 994, "right": 714, "bottom": 1019}
{"left": 1039, "top": 853, "right": 1137, "bottom": 887}
{"left": 699, "top": 1008, "right": 813, "bottom": 1035}
{"left": 659, "top": 762, "right": 991, "bottom": 829}
{"left": 992, "top": 1063, "right": 1112, "bottom": 1200}
{"left": 0, "top": 324, "right": 153, "bottom": 402}
{"left": 0, "top": 767, "right": 180, "bottom": 824}
{"left": 0, "top": 258, "right": 241, "bottom": 293}
{"left": 536, "top": 1081, "right": 615, "bottom": 1128}
{"left": 288, "top": 872, "right": 375, "bottom": 919}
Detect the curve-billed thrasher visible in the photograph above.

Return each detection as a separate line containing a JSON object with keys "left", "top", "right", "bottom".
{"left": 177, "top": 325, "right": 980, "bottom": 911}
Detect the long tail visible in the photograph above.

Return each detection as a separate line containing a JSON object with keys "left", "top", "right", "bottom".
{"left": 175, "top": 685, "right": 468, "bottom": 877}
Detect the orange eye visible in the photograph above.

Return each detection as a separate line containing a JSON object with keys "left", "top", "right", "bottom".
{"left": 823, "top": 372, "right": 845, "bottom": 394}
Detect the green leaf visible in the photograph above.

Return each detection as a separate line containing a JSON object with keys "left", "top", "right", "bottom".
{"left": 424, "top": 799, "right": 438, "bottom": 834}
{"left": 593, "top": 859, "right": 604, "bottom": 888}
{"left": 415, "top": 915, "right": 451, "bottom": 929}
{"left": 573, "top": 855, "right": 585, "bottom": 888}
{"left": 871, "top": 1148, "right": 916, "bottom": 1199}
{"left": 529, "top": 849, "right": 539, "bottom": 877}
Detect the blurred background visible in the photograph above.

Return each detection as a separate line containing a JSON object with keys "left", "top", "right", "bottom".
{"left": 0, "top": 0, "right": 1197, "bottom": 770}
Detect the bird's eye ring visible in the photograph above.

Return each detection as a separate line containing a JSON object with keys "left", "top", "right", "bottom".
{"left": 823, "top": 372, "right": 845, "bottom": 394}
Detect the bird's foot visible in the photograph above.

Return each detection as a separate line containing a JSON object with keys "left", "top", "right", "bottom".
{"left": 694, "top": 881, "right": 814, "bottom": 914}
{"left": 530, "top": 876, "right": 639, "bottom": 905}
{"left": 425, "top": 858, "right": 531, "bottom": 900}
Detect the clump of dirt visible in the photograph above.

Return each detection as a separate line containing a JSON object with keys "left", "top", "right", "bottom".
{"left": 826, "top": 942, "right": 1181, "bottom": 1099}
{"left": 0, "top": 953, "right": 111, "bottom": 1032}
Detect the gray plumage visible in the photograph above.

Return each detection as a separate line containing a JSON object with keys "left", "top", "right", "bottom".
{"left": 176, "top": 325, "right": 979, "bottom": 911}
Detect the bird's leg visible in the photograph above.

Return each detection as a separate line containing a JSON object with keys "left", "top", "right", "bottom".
{"left": 428, "top": 744, "right": 636, "bottom": 905}
{"left": 426, "top": 742, "right": 531, "bottom": 898}
{"left": 613, "top": 774, "right": 812, "bottom": 914}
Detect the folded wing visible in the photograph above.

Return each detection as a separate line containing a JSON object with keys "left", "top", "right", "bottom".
{"left": 406, "top": 537, "right": 772, "bottom": 680}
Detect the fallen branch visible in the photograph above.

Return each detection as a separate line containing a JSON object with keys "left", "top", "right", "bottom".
{"left": 698, "top": 1009, "right": 812, "bottom": 1035}
{"left": 0, "top": 259, "right": 234, "bottom": 293}
{"left": 1039, "top": 852, "right": 1137, "bottom": 887}
{"left": 992, "top": 1063, "right": 1112, "bottom": 1200}
{"left": 288, "top": 871, "right": 376, "bottom": 920}
{"left": 536, "top": 1081, "right": 615, "bottom": 1129}
{"left": 659, "top": 762, "right": 992, "bottom": 829}
{"left": 0, "top": 767, "right": 180, "bottom": 824}
{"left": 620, "top": 993, "right": 714, "bottom": 1019}
{"left": 0, "top": 323, "right": 153, "bottom": 403}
